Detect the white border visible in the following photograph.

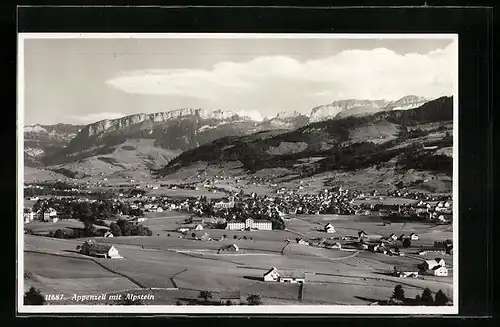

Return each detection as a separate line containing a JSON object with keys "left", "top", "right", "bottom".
{"left": 17, "top": 33, "right": 459, "bottom": 315}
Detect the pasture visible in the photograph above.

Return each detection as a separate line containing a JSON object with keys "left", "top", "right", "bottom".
{"left": 23, "top": 208, "right": 454, "bottom": 305}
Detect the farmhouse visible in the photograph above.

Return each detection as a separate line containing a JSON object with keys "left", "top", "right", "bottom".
{"left": 324, "top": 223, "right": 336, "bottom": 233}
{"left": 393, "top": 265, "right": 419, "bottom": 278}
{"left": 278, "top": 271, "right": 306, "bottom": 284}
{"left": 104, "top": 231, "right": 114, "bottom": 238}
{"left": 219, "top": 291, "right": 241, "bottom": 305}
{"left": 358, "top": 230, "right": 368, "bottom": 238}
{"left": 409, "top": 233, "right": 419, "bottom": 240}
{"left": 263, "top": 267, "right": 280, "bottom": 282}
{"left": 423, "top": 258, "right": 446, "bottom": 270}
{"left": 218, "top": 244, "right": 239, "bottom": 254}
{"left": 80, "top": 240, "right": 122, "bottom": 259}
{"left": 429, "top": 265, "right": 449, "bottom": 276}
{"left": 297, "top": 238, "right": 309, "bottom": 246}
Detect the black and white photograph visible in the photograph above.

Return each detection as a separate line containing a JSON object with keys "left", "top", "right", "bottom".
{"left": 17, "top": 33, "right": 458, "bottom": 314}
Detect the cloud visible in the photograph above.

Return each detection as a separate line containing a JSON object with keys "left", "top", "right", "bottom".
{"left": 67, "top": 112, "right": 126, "bottom": 124}
{"left": 105, "top": 41, "right": 457, "bottom": 116}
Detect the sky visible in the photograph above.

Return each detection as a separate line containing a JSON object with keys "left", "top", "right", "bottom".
{"left": 22, "top": 36, "right": 457, "bottom": 126}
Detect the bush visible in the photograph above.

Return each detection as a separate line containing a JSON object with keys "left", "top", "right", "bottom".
{"left": 24, "top": 287, "right": 45, "bottom": 305}
{"left": 246, "top": 294, "right": 262, "bottom": 305}
{"left": 198, "top": 290, "right": 213, "bottom": 302}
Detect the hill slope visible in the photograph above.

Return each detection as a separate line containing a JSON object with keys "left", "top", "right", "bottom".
{"left": 155, "top": 96, "right": 453, "bottom": 192}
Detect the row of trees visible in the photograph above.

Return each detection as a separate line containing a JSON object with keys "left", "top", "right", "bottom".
{"left": 392, "top": 285, "right": 451, "bottom": 306}
{"left": 196, "top": 291, "right": 262, "bottom": 305}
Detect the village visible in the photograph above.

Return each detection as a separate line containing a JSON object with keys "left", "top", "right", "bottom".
{"left": 23, "top": 176, "right": 454, "bottom": 306}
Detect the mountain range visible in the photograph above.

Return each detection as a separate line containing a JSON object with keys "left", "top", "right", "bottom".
{"left": 25, "top": 95, "right": 433, "bottom": 167}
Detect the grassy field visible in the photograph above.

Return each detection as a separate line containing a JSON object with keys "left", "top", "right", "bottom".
{"left": 23, "top": 206, "right": 454, "bottom": 305}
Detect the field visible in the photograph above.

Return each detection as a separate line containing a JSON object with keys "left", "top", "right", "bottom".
{"left": 23, "top": 209, "right": 454, "bottom": 305}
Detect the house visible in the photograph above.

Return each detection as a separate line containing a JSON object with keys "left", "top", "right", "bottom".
{"left": 195, "top": 224, "right": 204, "bottom": 231}
{"left": 388, "top": 233, "right": 398, "bottom": 241}
{"left": 219, "top": 291, "right": 241, "bottom": 305}
{"left": 23, "top": 208, "right": 34, "bottom": 223}
{"left": 358, "top": 230, "right": 368, "bottom": 238}
{"left": 297, "top": 238, "right": 309, "bottom": 246}
{"left": 358, "top": 243, "right": 369, "bottom": 250}
{"left": 80, "top": 240, "right": 122, "bottom": 259}
{"left": 424, "top": 258, "right": 446, "bottom": 270}
{"left": 177, "top": 227, "right": 190, "bottom": 233}
{"left": 278, "top": 271, "right": 306, "bottom": 284}
{"left": 200, "top": 232, "right": 210, "bottom": 241}
{"left": 429, "top": 265, "right": 448, "bottom": 276}
{"left": 156, "top": 207, "right": 164, "bottom": 213}
{"left": 218, "top": 244, "right": 239, "bottom": 254}
{"left": 263, "top": 267, "right": 280, "bottom": 282}
{"left": 50, "top": 217, "right": 58, "bottom": 223}
{"left": 409, "top": 233, "right": 419, "bottom": 240}
{"left": 324, "top": 223, "right": 336, "bottom": 233}
{"left": 393, "top": 265, "right": 419, "bottom": 278}
{"left": 104, "top": 231, "right": 114, "bottom": 238}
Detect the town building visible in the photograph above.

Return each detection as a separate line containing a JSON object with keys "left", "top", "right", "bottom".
{"left": 214, "top": 196, "right": 235, "bottom": 209}
{"left": 42, "top": 208, "right": 57, "bottom": 222}
{"left": 79, "top": 240, "right": 122, "bottom": 259}
{"left": 23, "top": 208, "right": 34, "bottom": 223}
{"left": 225, "top": 218, "right": 272, "bottom": 231}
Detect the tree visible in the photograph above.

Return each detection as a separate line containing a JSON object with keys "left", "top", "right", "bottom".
{"left": 421, "top": 288, "right": 434, "bottom": 305}
{"left": 246, "top": 294, "right": 262, "bottom": 305}
{"left": 392, "top": 285, "right": 405, "bottom": 301}
{"left": 24, "top": 287, "right": 45, "bottom": 305}
{"left": 402, "top": 238, "right": 411, "bottom": 248}
{"left": 117, "top": 219, "right": 132, "bottom": 236}
{"left": 109, "top": 222, "right": 122, "bottom": 236}
{"left": 83, "top": 220, "right": 96, "bottom": 237}
{"left": 434, "top": 290, "right": 449, "bottom": 305}
{"left": 233, "top": 235, "right": 238, "bottom": 239}
{"left": 198, "top": 290, "right": 212, "bottom": 303}
{"left": 191, "top": 232, "right": 197, "bottom": 239}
